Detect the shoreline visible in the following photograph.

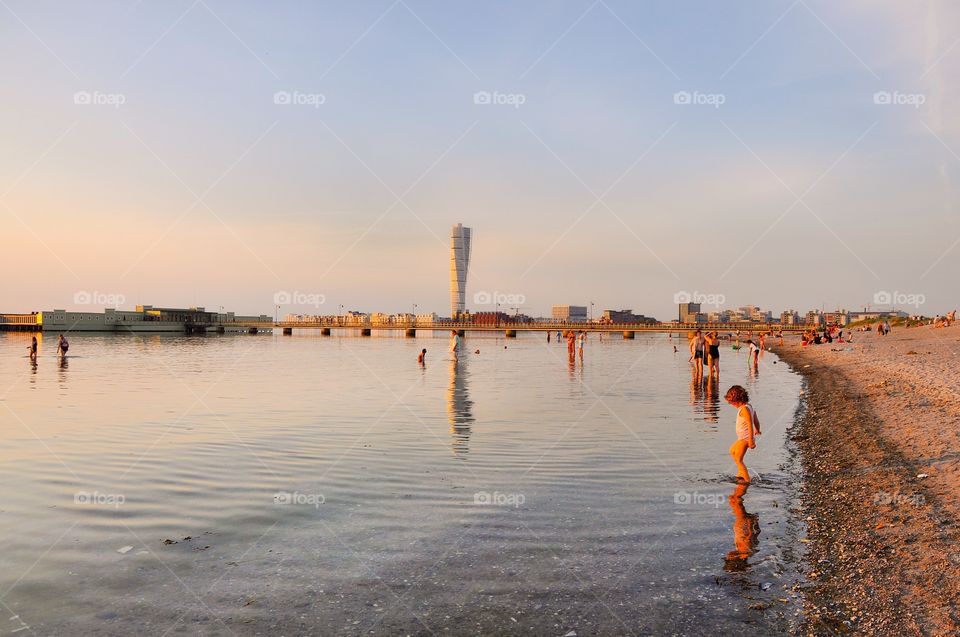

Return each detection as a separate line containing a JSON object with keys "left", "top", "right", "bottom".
{"left": 772, "top": 327, "right": 960, "bottom": 636}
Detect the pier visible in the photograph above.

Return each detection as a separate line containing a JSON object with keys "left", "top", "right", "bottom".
{"left": 2, "top": 312, "right": 816, "bottom": 336}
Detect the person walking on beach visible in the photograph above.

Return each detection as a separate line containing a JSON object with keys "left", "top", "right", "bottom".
{"left": 449, "top": 331, "right": 460, "bottom": 361}
{"left": 725, "top": 385, "right": 761, "bottom": 483}
{"left": 883, "top": 320, "right": 891, "bottom": 336}
{"left": 418, "top": 348, "right": 427, "bottom": 365}
{"left": 57, "top": 334, "right": 69, "bottom": 358}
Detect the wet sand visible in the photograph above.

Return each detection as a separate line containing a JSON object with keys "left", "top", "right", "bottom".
{"left": 772, "top": 325, "right": 960, "bottom": 636}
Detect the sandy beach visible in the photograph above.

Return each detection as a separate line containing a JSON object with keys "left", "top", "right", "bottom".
{"left": 773, "top": 324, "right": 960, "bottom": 636}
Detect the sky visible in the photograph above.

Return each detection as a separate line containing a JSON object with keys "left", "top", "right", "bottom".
{"left": 1, "top": 0, "right": 958, "bottom": 320}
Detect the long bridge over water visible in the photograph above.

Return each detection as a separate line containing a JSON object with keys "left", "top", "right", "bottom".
{"left": 1, "top": 312, "right": 814, "bottom": 337}
{"left": 260, "top": 320, "right": 811, "bottom": 338}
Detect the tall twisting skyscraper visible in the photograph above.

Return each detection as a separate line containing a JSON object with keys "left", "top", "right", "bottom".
{"left": 449, "top": 223, "right": 471, "bottom": 317}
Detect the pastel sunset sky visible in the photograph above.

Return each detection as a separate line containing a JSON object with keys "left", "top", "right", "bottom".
{"left": 2, "top": 0, "right": 958, "bottom": 318}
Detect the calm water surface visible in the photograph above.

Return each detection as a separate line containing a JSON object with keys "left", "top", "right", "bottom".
{"left": 0, "top": 331, "right": 802, "bottom": 636}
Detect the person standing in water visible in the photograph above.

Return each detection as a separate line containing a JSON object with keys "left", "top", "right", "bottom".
{"left": 449, "top": 331, "right": 460, "bottom": 361}
{"left": 705, "top": 331, "right": 720, "bottom": 378}
{"left": 57, "top": 334, "right": 69, "bottom": 358}
{"left": 418, "top": 348, "right": 427, "bottom": 365}
{"left": 28, "top": 336, "right": 38, "bottom": 362}
{"left": 689, "top": 330, "right": 705, "bottom": 376}
{"left": 725, "top": 385, "right": 761, "bottom": 483}
{"left": 577, "top": 330, "right": 586, "bottom": 362}
{"left": 746, "top": 339, "right": 760, "bottom": 368}
{"left": 566, "top": 330, "right": 576, "bottom": 362}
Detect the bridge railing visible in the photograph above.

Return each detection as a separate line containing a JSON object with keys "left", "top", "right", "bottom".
{"left": 269, "top": 319, "right": 816, "bottom": 331}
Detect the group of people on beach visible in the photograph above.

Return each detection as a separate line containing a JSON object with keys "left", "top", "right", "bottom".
{"left": 801, "top": 325, "right": 846, "bottom": 346}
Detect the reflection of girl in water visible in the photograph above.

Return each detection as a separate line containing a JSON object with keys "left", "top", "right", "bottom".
{"left": 724, "top": 482, "right": 760, "bottom": 572}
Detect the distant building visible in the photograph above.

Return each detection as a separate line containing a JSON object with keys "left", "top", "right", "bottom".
{"left": 805, "top": 310, "right": 823, "bottom": 326}
{"left": 823, "top": 310, "right": 849, "bottom": 326}
{"left": 552, "top": 305, "right": 588, "bottom": 322}
{"left": 471, "top": 311, "right": 510, "bottom": 325}
{"left": 415, "top": 312, "right": 438, "bottom": 325}
{"left": 450, "top": 223, "right": 472, "bottom": 318}
{"left": 601, "top": 309, "right": 656, "bottom": 324}
{"left": 847, "top": 310, "right": 908, "bottom": 322}
{"left": 780, "top": 310, "right": 799, "bottom": 325}
{"left": 678, "top": 302, "right": 701, "bottom": 323}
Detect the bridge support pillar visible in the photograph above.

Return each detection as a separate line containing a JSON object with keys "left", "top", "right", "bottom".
{"left": 248, "top": 327, "right": 258, "bottom": 334}
{"left": 321, "top": 328, "right": 331, "bottom": 336}
{"left": 623, "top": 331, "right": 635, "bottom": 339}
{"left": 361, "top": 328, "right": 371, "bottom": 336}
{"left": 405, "top": 328, "right": 416, "bottom": 337}
{"left": 282, "top": 327, "right": 293, "bottom": 336}
{"left": 505, "top": 329, "right": 517, "bottom": 338}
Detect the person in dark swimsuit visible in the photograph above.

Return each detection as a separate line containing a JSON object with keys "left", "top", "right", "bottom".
{"left": 706, "top": 331, "right": 721, "bottom": 378}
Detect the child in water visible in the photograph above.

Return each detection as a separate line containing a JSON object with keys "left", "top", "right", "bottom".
{"left": 418, "top": 348, "right": 426, "bottom": 365}
{"left": 725, "top": 385, "right": 761, "bottom": 483}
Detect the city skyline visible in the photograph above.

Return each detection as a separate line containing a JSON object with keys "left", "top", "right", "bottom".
{"left": 2, "top": 1, "right": 958, "bottom": 319}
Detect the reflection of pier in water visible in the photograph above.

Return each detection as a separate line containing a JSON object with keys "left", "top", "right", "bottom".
{"left": 447, "top": 358, "right": 474, "bottom": 455}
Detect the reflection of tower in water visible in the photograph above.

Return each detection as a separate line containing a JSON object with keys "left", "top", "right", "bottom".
{"left": 447, "top": 358, "right": 474, "bottom": 455}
